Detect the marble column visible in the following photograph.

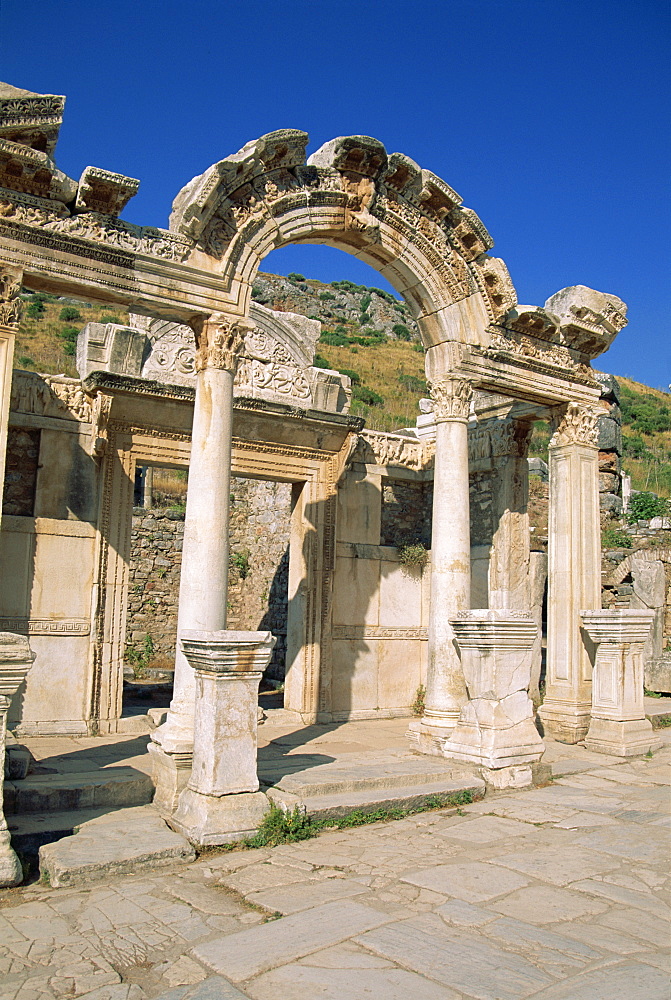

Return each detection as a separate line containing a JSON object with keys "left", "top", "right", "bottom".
{"left": 409, "top": 377, "right": 472, "bottom": 755}
{"left": 539, "top": 403, "right": 601, "bottom": 743}
{"left": 581, "top": 610, "right": 660, "bottom": 756}
{"left": 151, "top": 315, "right": 248, "bottom": 811}
{"left": 171, "top": 629, "right": 274, "bottom": 845}
{"left": 0, "top": 633, "right": 35, "bottom": 887}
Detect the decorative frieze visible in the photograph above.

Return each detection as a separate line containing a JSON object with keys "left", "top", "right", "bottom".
{"left": 332, "top": 625, "right": 428, "bottom": 640}
{"left": 10, "top": 371, "right": 92, "bottom": 422}
{"left": 357, "top": 430, "right": 433, "bottom": 471}
{"left": 0, "top": 618, "right": 90, "bottom": 635}
{"left": 428, "top": 377, "right": 473, "bottom": 422}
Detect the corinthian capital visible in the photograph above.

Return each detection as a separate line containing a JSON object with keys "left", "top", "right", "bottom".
{"left": 549, "top": 402, "right": 599, "bottom": 449}
{"left": 195, "top": 314, "right": 250, "bottom": 373}
{"left": 428, "top": 377, "right": 473, "bottom": 422}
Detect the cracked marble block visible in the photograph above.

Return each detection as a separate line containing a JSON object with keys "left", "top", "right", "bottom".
{"left": 171, "top": 630, "right": 275, "bottom": 846}
{"left": 0, "top": 632, "right": 35, "bottom": 886}
{"left": 581, "top": 610, "right": 661, "bottom": 756}
{"left": 443, "top": 610, "right": 544, "bottom": 771}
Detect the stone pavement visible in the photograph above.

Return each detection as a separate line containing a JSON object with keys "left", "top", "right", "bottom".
{"left": 1, "top": 719, "right": 670, "bottom": 1000}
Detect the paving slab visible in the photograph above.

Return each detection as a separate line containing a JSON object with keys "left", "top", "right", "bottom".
{"left": 245, "top": 876, "right": 368, "bottom": 914}
{"left": 246, "top": 963, "right": 461, "bottom": 999}
{"left": 522, "top": 960, "right": 670, "bottom": 999}
{"left": 192, "top": 899, "right": 392, "bottom": 981}
{"left": 155, "top": 978, "right": 251, "bottom": 1000}
{"left": 486, "top": 884, "right": 610, "bottom": 923}
{"left": 401, "top": 861, "right": 531, "bottom": 902}
{"left": 488, "top": 845, "right": 620, "bottom": 885}
{"left": 39, "top": 806, "right": 195, "bottom": 887}
{"left": 356, "top": 912, "right": 555, "bottom": 1000}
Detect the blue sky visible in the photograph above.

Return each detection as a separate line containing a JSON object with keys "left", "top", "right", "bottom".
{"left": 1, "top": 0, "right": 668, "bottom": 388}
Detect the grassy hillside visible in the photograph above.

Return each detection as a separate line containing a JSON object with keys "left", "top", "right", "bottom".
{"left": 617, "top": 376, "right": 671, "bottom": 497}
{"left": 14, "top": 284, "right": 671, "bottom": 492}
{"left": 16, "top": 291, "right": 129, "bottom": 376}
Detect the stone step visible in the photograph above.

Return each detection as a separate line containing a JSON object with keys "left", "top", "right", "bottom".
{"left": 259, "top": 749, "right": 481, "bottom": 798}
{"left": 266, "top": 775, "right": 485, "bottom": 821}
{"left": 38, "top": 805, "right": 195, "bottom": 887}
{"left": 4, "top": 765, "right": 154, "bottom": 815}
{"left": 8, "top": 805, "right": 116, "bottom": 857}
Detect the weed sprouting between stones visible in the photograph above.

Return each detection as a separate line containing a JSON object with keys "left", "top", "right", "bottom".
{"left": 206, "top": 789, "right": 479, "bottom": 855}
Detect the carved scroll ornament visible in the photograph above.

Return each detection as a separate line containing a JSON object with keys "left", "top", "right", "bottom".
{"left": 428, "top": 377, "right": 473, "bottom": 422}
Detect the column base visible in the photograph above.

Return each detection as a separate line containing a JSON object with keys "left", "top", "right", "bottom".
{"left": 0, "top": 830, "right": 22, "bottom": 888}
{"left": 538, "top": 699, "right": 591, "bottom": 744}
{"left": 584, "top": 717, "right": 662, "bottom": 758}
{"left": 148, "top": 742, "right": 192, "bottom": 817}
{"left": 443, "top": 718, "right": 545, "bottom": 770}
{"left": 170, "top": 787, "right": 270, "bottom": 847}
{"left": 406, "top": 717, "right": 456, "bottom": 757}
{"left": 151, "top": 708, "right": 195, "bottom": 756}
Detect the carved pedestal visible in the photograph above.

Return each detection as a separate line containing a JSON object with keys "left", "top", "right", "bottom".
{"left": 581, "top": 611, "right": 661, "bottom": 756}
{"left": 0, "top": 633, "right": 35, "bottom": 887}
{"left": 539, "top": 404, "right": 601, "bottom": 743}
{"left": 443, "top": 611, "right": 544, "bottom": 783}
{"left": 170, "top": 630, "right": 275, "bottom": 846}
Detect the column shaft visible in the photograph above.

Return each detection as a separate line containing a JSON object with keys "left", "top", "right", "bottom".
{"left": 153, "top": 317, "right": 244, "bottom": 755}
{"left": 411, "top": 378, "right": 472, "bottom": 752}
{"left": 540, "top": 403, "right": 601, "bottom": 742}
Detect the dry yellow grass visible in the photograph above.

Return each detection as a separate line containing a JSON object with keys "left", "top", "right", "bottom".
{"left": 316, "top": 339, "right": 427, "bottom": 432}
{"left": 16, "top": 294, "right": 129, "bottom": 377}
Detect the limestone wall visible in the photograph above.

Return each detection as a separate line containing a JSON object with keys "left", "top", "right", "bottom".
{"left": 125, "top": 478, "right": 292, "bottom": 680}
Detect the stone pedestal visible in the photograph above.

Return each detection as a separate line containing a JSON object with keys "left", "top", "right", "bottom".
{"left": 170, "top": 629, "right": 275, "bottom": 846}
{"left": 443, "top": 610, "right": 544, "bottom": 774}
{"left": 539, "top": 404, "right": 601, "bottom": 743}
{"left": 0, "top": 633, "right": 35, "bottom": 887}
{"left": 581, "top": 611, "right": 661, "bottom": 756}
{"left": 410, "top": 378, "right": 472, "bottom": 755}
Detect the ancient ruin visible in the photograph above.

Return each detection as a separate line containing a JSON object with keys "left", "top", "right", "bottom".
{"left": 0, "top": 82, "right": 662, "bottom": 861}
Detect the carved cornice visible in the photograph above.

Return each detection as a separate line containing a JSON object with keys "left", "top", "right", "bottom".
{"left": 428, "top": 377, "right": 473, "bottom": 422}
{"left": 550, "top": 402, "right": 599, "bottom": 449}
{"left": 0, "top": 189, "right": 193, "bottom": 262}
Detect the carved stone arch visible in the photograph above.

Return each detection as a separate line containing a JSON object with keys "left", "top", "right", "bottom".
{"left": 169, "top": 131, "right": 517, "bottom": 358}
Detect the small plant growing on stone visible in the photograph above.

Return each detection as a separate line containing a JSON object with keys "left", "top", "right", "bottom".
{"left": 625, "top": 491, "right": 671, "bottom": 524}
{"left": 412, "top": 683, "right": 426, "bottom": 717}
{"left": 126, "top": 634, "right": 155, "bottom": 679}
{"left": 601, "top": 525, "right": 632, "bottom": 549}
{"left": 231, "top": 549, "right": 250, "bottom": 580}
{"left": 245, "top": 804, "right": 314, "bottom": 848}
{"left": 399, "top": 542, "right": 428, "bottom": 573}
